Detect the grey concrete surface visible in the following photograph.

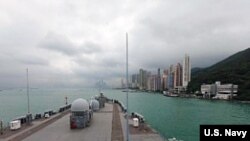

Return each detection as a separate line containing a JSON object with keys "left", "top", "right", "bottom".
{"left": 2, "top": 103, "right": 166, "bottom": 141}
{"left": 98, "top": 103, "right": 113, "bottom": 113}
{"left": 1, "top": 111, "right": 69, "bottom": 141}
{"left": 23, "top": 104, "right": 113, "bottom": 141}
{"left": 119, "top": 113, "right": 166, "bottom": 141}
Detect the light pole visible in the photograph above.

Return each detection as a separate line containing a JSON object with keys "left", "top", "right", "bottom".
{"left": 126, "top": 33, "right": 130, "bottom": 141}
{"left": 26, "top": 68, "right": 32, "bottom": 125}
{"left": 27, "top": 68, "right": 30, "bottom": 114}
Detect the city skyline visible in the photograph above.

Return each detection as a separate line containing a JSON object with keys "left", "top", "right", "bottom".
{"left": 1, "top": 0, "right": 250, "bottom": 88}
{"left": 129, "top": 54, "right": 190, "bottom": 92}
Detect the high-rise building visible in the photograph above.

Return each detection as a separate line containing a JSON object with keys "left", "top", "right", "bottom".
{"left": 163, "top": 69, "right": 168, "bottom": 75}
{"left": 162, "top": 69, "right": 168, "bottom": 90}
{"left": 168, "top": 65, "right": 175, "bottom": 89}
{"left": 147, "top": 74, "right": 157, "bottom": 91}
{"left": 131, "top": 74, "right": 139, "bottom": 88}
{"left": 168, "top": 72, "right": 174, "bottom": 89}
{"left": 156, "top": 68, "right": 161, "bottom": 91}
{"left": 169, "top": 64, "right": 174, "bottom": 73}
{"left": 174, "top": 63, "right": 183, "bottom": 88}
{"left": 139, "top": 69, "right": 147, "bottom": 90}
{"left": 182, "top": 54, "right": 191, "bottom": 87}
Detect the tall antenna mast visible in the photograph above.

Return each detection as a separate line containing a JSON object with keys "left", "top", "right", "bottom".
{"left": 126, "top": 33, "right": 130, "bottom": 141}
{"left": 26, "top": 68, "right": 30, "bottom": 113}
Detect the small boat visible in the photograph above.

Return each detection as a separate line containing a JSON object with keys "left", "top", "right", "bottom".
{"left": 163, "top": 92, "right": 179, "bottom": 97}
{"left": 122, "top": 89, "right": 137, "bottom": 93}
{"left": 164, "top": 94, "right": 179, "bottom": 97}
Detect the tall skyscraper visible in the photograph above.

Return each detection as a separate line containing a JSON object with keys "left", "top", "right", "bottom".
{"left": 162, "top": 69, "right": 168, "bottom": 90}
{"left": 147, "top": 74, "right": 157, "bottom": 91}
{"left": 157, "top": 68, "right": 161, "bottom": 91}
{"left": 139, "top": 69, "right": 147, "bottom": 90}
{"left": 182, "top": 54, "right": 191, "bottom": 87}
{"left": 131, "top": 74, "right": 139, "bottom": 88}
{"left": 168, "top": 72, "right": 174, "bottom": 89}
{"left": 168, "top": 65, "right": 175, "bottom": 89}
{"left": 174, "top": 63, "right": 183, "bottom": 87}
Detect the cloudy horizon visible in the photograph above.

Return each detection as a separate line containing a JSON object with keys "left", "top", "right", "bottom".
{"left": 0, "top": 0, "right": 250, "bottom": 89}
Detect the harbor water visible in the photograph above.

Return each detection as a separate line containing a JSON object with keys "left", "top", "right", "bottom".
{"left": 0, "top": 88, "right": 250, "bottom": 141}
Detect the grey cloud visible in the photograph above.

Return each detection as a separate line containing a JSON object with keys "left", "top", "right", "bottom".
{"left": 80, "top": 42, "right": 102, "bottom": 54}
{"left": 18, "top": 56, "right": 49, "bottom": 66}
{"left": 1, "top": 0, "right": 250, "bottom": 88}
{"left": 102, "top": 58, "right": 124, "bottom": 68}
{"left": 73, "top": 51, "right": 123, "bottom": 69}
{"left": 39, "top": 32, "right": 78, "bottom": 55}
{"left": 74, "top": 66, "right": 124, "bottom": 83}
{"left": 127, "top": 0, "right": 250, "bottom": 72}
{"left": 73, "top": 55, "right": 95, "bottom": 67}
{"left": 39, "top": 32, "right": 102, "bottom": 56}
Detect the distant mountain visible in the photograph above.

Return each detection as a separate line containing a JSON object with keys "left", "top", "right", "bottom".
{"left": 191, "top": 67, "right": 204, "bottom": 75}
{"left": 188, "top": 48, "right": 250, "bottom": 100}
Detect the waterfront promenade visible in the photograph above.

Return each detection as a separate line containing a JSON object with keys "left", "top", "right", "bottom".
{"left": 1, "top": 103, "right": 165, "bottom": 141}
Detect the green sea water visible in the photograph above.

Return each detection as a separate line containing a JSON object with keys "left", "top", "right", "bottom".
{"left": 0, "top": 88, "right": 250, "bottom": 141}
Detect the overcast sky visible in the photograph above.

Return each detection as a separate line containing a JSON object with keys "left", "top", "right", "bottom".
{"left": 0, "top": 0, "right": 250, "bottom": 88}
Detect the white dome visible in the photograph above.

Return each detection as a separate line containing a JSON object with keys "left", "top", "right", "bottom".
{"left": 90, "top": 99, "right": 100, "bottom": 111}
{"left": 71, "top": 98, "right": 89, "bottom": 112}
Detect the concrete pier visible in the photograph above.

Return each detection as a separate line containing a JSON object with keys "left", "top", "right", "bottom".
{"left": 23, "top": 104, "right": 113, "bottom": 141}
{"left": 1, "top": 103, "right": 165, "bottom": 141}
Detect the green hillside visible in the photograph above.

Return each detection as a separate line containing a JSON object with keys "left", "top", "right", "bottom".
{"left": 188, "top": 48, "right": 250, "bottom": 100}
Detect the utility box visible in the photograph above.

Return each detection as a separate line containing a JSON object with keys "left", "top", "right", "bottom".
{"left": 10, "top": 120, "right": 21, "bottom": 130}
{"left": 133, "top": 118, "right": 139, "bottom": 127}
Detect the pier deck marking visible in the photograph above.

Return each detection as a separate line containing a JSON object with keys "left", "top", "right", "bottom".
{"left": 111, "top": 104, "right": 124, "bottom": 141}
